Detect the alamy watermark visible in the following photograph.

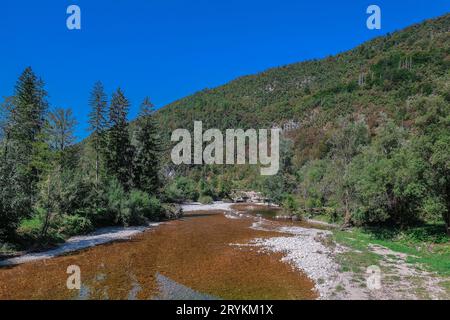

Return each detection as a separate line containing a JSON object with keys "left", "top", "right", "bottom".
{"left": 66, "top": 265, "right": 81, "bottom": 290}
{"left": 170, "top": 121, "right": 280, "bottom": 176}
{"left": 66, "top": 5, "right": 81, "bottom": 30}
{"left": 366, "top": 265, "right": 382, "bottom": 290}
{"left": 366, "top": 5, "right": 381, "bottom": 30}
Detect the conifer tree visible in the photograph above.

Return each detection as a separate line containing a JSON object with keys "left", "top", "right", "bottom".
{"left": 107, "top": 88, "right": 133, "bottom": 190}
{"left": 12, "top": 67, "right": 48, "bottom": 203}
{"left": 133, "top": 97, "right": 162, "bottom": 194}
{"left": 0, "top": 67, "right": 48, "bottom": 237}
{"left": 88, "top": 82, "right": 108, "bottom": 186}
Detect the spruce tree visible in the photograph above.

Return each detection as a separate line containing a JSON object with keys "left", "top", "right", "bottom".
{"left": 107, "top": 88, "right": 133, "bottom": 190}
{"left": 12, "top": 67, "right": 48, "bottom": 205}
{"left": 88, "top": 82, "right": 108, "bottom": 186}
{"left": 0, "top": 67, "right": 48, "bottom": 237}
{"left": 133, "top": 97, "right": 162, "bottom": 194}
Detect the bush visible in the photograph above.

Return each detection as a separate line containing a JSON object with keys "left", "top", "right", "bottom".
{"left": 106, "top": 178, "right": 130, "bottom": 225}
{"left": 0, "top": 242, "right": 16, "bottom": 255}
{"left": 127, "top": 190, "right": 163, "bottom": 224}
{"left": 324, "top": 207, "right": 339, "bottom": 222}
{"left": 16, "top": 211, "right": 44, "bottom": 240}
{"left": 58, "top": 214, "right": 93, "bottom": 237}
{"left": 198, "top": 195, "right": 213, "bottom": 204}
{"left": 16, "top": 208, "right": 63, "bottom": 244}
{"left": 146, "top": 196, "right": 163, "bottom": 220}
{"left": 106, "top": 179, "right": 164, "bottom": 226}
{"left": 164, "top": 177, "right": 199, "bottom": 203}
{"left": 282, "top": 194, "right": 299, "bottom": 215}
{"left": 163, "top": 203, "right": 183, "bottom": 220}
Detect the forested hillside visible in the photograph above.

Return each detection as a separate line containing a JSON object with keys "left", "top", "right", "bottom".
{"left": 155, "top": 13, "right": 450, "bottom": 233}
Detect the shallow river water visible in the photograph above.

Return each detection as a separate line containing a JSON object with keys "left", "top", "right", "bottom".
{"left": 0, "top": 207, "right": 317, "bottom": 300}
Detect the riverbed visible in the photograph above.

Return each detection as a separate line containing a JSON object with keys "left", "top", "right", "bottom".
{"left": 0, "top": 203, "right": 318, "bottom": 300}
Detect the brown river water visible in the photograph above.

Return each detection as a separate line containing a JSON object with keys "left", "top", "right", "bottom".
{"left": 0, "top": 206, "right": 317, "bottom": 300}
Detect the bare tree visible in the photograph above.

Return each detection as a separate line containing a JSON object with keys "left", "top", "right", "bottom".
{"left": 48, "top": 107, "right": 77, "bottom": 152}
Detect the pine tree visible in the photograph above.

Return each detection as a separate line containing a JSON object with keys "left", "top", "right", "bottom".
{"left": 0, "top": 67, "right": 48, "bottom": 237}
{"left": 107, "top": 88, "right": 133, "bottom": 190}
{"left": 11, "top": 67, "right": 48, "bottom": 205}
{"left": 11, "top": 67, "right": 48, "bottom": 144}
{"left": 88, "top": 82, "right": 108, "bottom": 187}
{"left": 133, "top": 97, "right": 162, "bottom": 194}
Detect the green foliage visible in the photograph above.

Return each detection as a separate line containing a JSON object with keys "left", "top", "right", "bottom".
{"left": 58, "top": 214, "right": 94, "bottom": 237}
{"left": 198, "top": 195, "right": 213, "bottom": 204}
{"left": 0, "top": 67, "right": 49, "bottom": 239}
{"left": 132, "top": 97, "right": 162, "bottom": 194}
{"left": 16, "top": 211, "right": 45, "bottom": 240}
{"left": 127, "top": 190, "right": 162, "bottom": 223}
{"left": 261, "top": 175, "right": 285, "bottom": 205}
{"left": 282, "top": 194, "right": 299, "bottom": 215}
{"left": 105, "top": 178, "right": 130, "bottom": 225}
{"left": 164, "top": 177, "right": 199, "bottom": 203}
{"left": 16, "top": 208, "right": 64, "bottom": 245}
{"left": 105, "top": 179, "right": 163, "bottom": 226}
{"left": 106, "top": 88, "right": 134, "bottom": 190}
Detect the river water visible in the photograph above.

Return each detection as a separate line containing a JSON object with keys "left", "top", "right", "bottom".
{"left": 0, "top": 206, "right": 317, "bottom": 300}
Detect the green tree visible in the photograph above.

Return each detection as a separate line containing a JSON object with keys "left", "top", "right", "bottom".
{"left": 413, "top": 96, "right": 450, "bottom": 234}
{"left": 132, "top": 97, "right": 162, "bottom": 194}
{"left": 47, "top": 107, "right": 78, "bottom": 168}
{"left": 327, "top": 118, "right": 369, "bottom": 226}
{"left": 0, "top": 68, "right": 48, "bottom": 239}
{"left": 106, "top": 88, "right": 133, "bottom": 190}
{"left": 40, "top": 107, "right": 78, "bottom": 238}
{"left": 88, "top": 82, "right": 108, "bottom": 187}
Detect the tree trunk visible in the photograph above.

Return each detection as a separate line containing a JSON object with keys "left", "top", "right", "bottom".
{"left": 446, "top": 212, "right": 450, "bottom": 236}
{"left": 342, "top": 189, "right": 352, "bottom": 227}
{"left": 40, "top": 176, "right": 51, "bottom": 239}
{"left": 95, "top": 152, "right": 99, "bottom": 187}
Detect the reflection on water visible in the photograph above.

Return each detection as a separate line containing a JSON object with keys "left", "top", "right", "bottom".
{"left": 77, "top": 284, "right": 90, "bottom": 300}
{"left": 127, "top": 273, "right": 142, "bottom": 300}
{"left": 153, "top": 273, "right": 218, "bottom": 300}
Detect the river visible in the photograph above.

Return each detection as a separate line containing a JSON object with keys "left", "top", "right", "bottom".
{"left": 0, "top": 204, "right": 318, "bottom": 300}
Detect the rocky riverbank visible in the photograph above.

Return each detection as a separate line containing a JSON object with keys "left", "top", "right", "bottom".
{"left": 0, "top": 224, "right": 160, "bottom": 267}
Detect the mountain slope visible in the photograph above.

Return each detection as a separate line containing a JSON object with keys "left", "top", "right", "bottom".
{"left": 155, "top": 13, "right": 449, "bottom": 146}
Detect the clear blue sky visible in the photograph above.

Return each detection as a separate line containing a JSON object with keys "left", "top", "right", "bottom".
{"left": 1, "top": 0, "right": 449, "bottom": 139}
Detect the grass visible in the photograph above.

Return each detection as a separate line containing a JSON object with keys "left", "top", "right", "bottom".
{"left": 333, "top": 225, "right": 450, "bottom": 277}
{"left": 330, "top": 224, "right": 450, "bottom": 298}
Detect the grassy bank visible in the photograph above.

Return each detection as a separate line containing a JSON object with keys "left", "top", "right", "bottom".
{"left": 330, "top": 224, "right": 450, "bottom": 298}
{"left": 334, "top": 225, "right": 449, "bottom": 275}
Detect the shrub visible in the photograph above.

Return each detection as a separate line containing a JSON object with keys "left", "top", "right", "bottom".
{"left": 164, "top": 177, "right": 199, "bottom": 203}
{"left": 198, "top": 195, "right": 213, "bottom": 204}
{"left": 282, "top": 194, "right": 299, "bottom": 215}
{"left": 16, "top": 208, "right": 63, "bottom": 244}
{"left": 127, "top": 190, "right": 163, "bottom": 224}
{"left": 58, "top": 214, "right": 93, "bottom": 237}
{"left": 16, "top": 211, "right": 44, "bottom": 240}
{"left": 163, "top": 203, "right": 183, "bottom": 220}
{"left": 146, "top": 196, "right": 163, "bottom": 220}
{"left": 106, "top": 178, "right": 130, "bottom": 226}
